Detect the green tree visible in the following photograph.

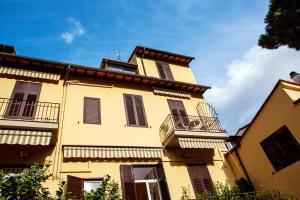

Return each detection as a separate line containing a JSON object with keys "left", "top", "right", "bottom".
{"left": 0, "top": 162, "right": 65, "bottom": 200}
{"left": 258, "top": 0, "right": 300, "bottom": 50}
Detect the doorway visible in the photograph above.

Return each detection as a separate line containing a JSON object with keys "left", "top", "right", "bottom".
{"left": 133, "top": 166, "right": 162, "bottom": 200}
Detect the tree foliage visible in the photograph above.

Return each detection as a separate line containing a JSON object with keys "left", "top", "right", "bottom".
{"left": 258, "top": 0, "right": 300, "bottom": 50}
{"left": 181, "top": 181, "right": 295, "bottom": 200}
{"left": 84, "top": 175, "right": 120, "bottom": 200}
{"left": 0, "top": 162, "right": 121, "bottom": 200}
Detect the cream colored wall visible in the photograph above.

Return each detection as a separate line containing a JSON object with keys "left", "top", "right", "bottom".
{"left": 237, "top": 82, "right": 300, "bottom": 198}
{"left": 0, "top": 76, "right": 64, "bottom": 185}
{"left": 225, "top": 152, "right": 247, "bottom": 181}
{"left": 135, "top": 57, "right": 197, "bottom": 84}
{"left": 58, "top": 148, "right": 235, "bottom": 199}
{"left": 0, "top": 75, "right": 236, "bottom": 198}
{"left": 0, "top": 77, "right": 63, "bottom": 104}
{"left": 60, "top": 77, "right": 201, "bottom": 147}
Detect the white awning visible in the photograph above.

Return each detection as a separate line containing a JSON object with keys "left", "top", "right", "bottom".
{"left": 63, "top": 146, "right": 164, "bottom": 159}
{"left": 0, "top": 66, "right": 61, "bottom": 81}
{"left": 0, "top": 129, "right": 53, "bottom": 145}
{"left": 153, "top": 87, "right": 191, "bottom": 99}
{"left": 178, "top": 137, "right": 227, "bottom": 149}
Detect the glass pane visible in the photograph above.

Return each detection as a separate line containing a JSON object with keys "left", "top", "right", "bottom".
{"left": 133, "top": 167, "right": 157, "bottom": 180}
{"left": 125, "top": 95, "right": 137, "bottom": 125}
{"left": 149, "top": 182, "right": 161, "bottom": 200}
{"left": 84, "top": 180, "right": 102, "bottom": 192}
{"left": 107, "top": 66, "right": 123, "bottom": 73}
{"left": 22, "top": 94, "right": 37, "bottom": 117}
{"left": 8, "top": 93, "right": 24, "bottom": 116}
{"left": 136, "top": 182, "right": 149, "bottom": 200}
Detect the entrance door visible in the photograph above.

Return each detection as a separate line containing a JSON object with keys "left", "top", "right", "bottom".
{"left": 135, "top": 180, "right": 161, "bottom": 200}
{"left": 167, "top": 99, "right": 188, "bottom": 129}
{"left": 5, "top": 81, "right": 41, "bottom": 120}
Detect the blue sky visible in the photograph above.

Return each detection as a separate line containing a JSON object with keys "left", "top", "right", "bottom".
{"left": 1, "top": 0, "right": 300, "bottom": 134}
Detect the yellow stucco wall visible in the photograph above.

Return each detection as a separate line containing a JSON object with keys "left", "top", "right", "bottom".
{"left": 0, "top": 63, "right": 234, "bottom": 199}
{"left": 60, "top": 76, "right": 201, "bottom": 147}
{"left": 233, "top": 82, "right": 300, "bottom": 198}
{"left": 135, "top": 57, "right": 197, "bottom": 84}
{"left": 0, "top": 76, "right": 65, "bottom": 194}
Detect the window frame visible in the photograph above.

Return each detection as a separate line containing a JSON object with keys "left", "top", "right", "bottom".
{"left": 83, "top": 97, "right": 101, "bottom": 124}
{"left": 106, "top": 65, "right": 137, "bottom": 75}
{"left": 123, "top": 94, "right": 148, "bottom": 128}
{"left": 83, "top": 178, "right": 103, "bottom": 193}
{"left": 260, "top": 125, "right": 300, "bottom": 172}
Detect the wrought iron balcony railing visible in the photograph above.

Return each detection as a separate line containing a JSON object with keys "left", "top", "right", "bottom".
{"left": 159, "top": 114, "right": 225, "bottom": 142}
{"left": 0, "top": 98, "right": 60, "bottom": 123}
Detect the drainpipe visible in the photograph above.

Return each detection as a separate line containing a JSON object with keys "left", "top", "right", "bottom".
{"left": 234, "top": 148, "right": 253, "bottom": 187}
{"left": 53, "top": 64, "right": 70, "bottom": 179}
{"left": 140, "top": 47, "right": 147, "bottom": 76}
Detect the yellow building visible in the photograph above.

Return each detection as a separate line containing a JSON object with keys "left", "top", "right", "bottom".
{"left": 226, "top": 80, "right": 300, "bottom": 198}
{"left": 0, "top": 44, "right": 236, "bottom": 199}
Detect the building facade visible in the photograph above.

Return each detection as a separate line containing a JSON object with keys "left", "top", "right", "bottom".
{"left": 0, "top": 45, "right": 236, "bottom": 199}
{"left": 226, "top": 80, "right": 300, "bottom": 199}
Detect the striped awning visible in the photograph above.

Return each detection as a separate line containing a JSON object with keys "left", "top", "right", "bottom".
{"left": 178, "top": 138, "right": 227, "bottom": 149}
{"left": 63, "top": 146, "right": 164, "bottom": 159}
{"left": 0, "top": 129, "right": 53, "bottom": 145}
{"left": 153, "top": 87, "right": 191, "bottom": 99}
{"left": 0, "top": 66, "right": 61, "bottom": 81}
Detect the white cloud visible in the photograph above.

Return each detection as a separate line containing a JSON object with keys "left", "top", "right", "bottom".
{"left": 205, "top": 46, "right": 300, "bottom": 134}
{"left": 61, "top": 17, "right": 85, "bottom": 44}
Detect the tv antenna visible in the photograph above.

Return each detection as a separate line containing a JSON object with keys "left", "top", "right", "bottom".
{"left": 113, "top": 48, "right": 121, "bottom": 61}
{"left": 112, "top": 38, "right": 121, "bottom": 61}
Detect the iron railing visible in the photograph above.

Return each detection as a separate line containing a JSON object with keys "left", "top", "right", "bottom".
{"left": 159, "top": 114, "right": 225, "bottom": 142}
{"left": 0, "top": 98, "right": 60, "bottom": 123}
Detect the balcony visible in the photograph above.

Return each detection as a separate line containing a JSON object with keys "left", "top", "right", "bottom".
{"left": 159, "top": 102, "right": 228, "bottom": 149}
{"left": 0, "top": 98, "right": 60, "bottom": 130}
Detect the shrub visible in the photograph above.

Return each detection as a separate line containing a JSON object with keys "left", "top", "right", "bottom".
{"left": 181, "top": 182, "right": 295, "bottom": 200}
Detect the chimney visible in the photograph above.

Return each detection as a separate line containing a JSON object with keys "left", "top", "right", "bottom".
{"left": 290, "top": 71, "right": 300, "bottom": 83}
{"left": 0, "top": 44, "right": 16, "bottom": 55}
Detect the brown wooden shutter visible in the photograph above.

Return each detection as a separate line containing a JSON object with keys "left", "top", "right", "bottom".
{"left": 120, "top": 165, "right": 136, "bottom": 200}
{"left": 67, "top": 175, "right": 83, "bottom": 198}
{"left": 260, "top": 126, "right": 300, "bottom": 171}
{"left": 156, "top": 165, "right": 171, "bottom": 200}
{"left": 134, "top": 96, "right": 147, "bottom": 126}
{"left": 156, "top": 62, "right": 167, "bottom": 79}
{"left": 163, "top": 63, "right": 174, "bottom": 80}
{"left": 167, "top": 99, "right": 188, "bottom": 128}
{"left": 156, "top": 62, "right": 174, "bottom": 80}
{"left": 187, "top": 165, "right": 214, "bottom": 194}
{"left": 187, "top": 165, "right": 205, "bottom": 193}
{"left": 83, "top": 97, "right": 101, "bottom": 124}
{"left": 6, "top": 81, "right": 41, "bottom": 119}
{"left": 124, "top": 94, "right": 147, "bottom": 127}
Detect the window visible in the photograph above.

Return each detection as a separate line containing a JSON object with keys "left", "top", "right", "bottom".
{"left": 124, "top": 94, "right": 147, "bottom": 127}
{"left": 167, "top": 99, "right": 188, "bottom": 129}
{"left": 120, "top": 165, "right": 170, "bottom": 200}
{"left": 83, "top": 180, "right": 102, "bottom": 193}
{"left": 5, "top": 81, "right": 41, "bottom": 120}
{"left": 261, "top": 126, "right": 300, "bottom": 172}
{"left": 156, "top": 62, "right": 174, "bottom": 80}
{"left": 83, "top": 97, "right": 101, "bottom": 124}
{"left": 187, "top": 164, "right": 214, "bottom": 194}
{"left": 106, "top": 65, "right": 137, "bottom": 75}
{"left": 67, "top": 176, "right": 102, "bottom": 198}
